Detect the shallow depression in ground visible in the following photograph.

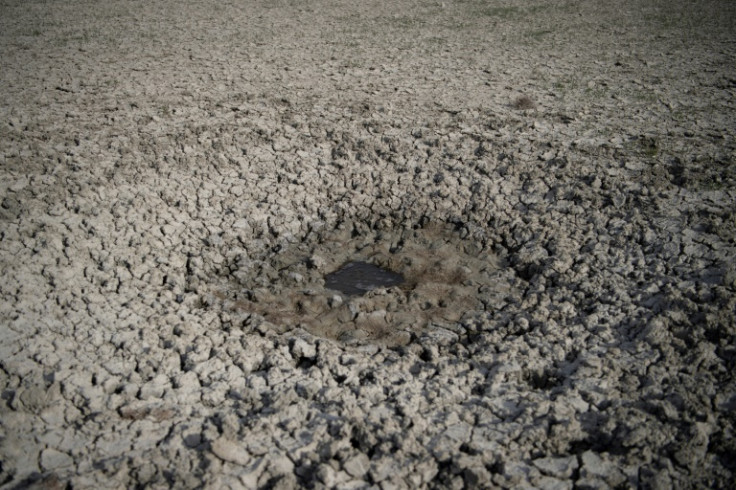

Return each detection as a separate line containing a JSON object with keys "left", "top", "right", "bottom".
{"left": 215, "top": 221, "right": 515, "bottom": 346}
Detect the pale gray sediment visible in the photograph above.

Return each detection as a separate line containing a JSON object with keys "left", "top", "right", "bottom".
{"left": 1, "top": 0, "right": 735, "bottom": 488}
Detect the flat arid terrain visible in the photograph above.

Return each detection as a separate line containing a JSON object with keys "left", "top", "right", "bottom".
{"left": 1, "top": 0, "right": 735, "bottom": 487}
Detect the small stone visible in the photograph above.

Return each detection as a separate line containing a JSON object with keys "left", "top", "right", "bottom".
{"left": 444, "top": 422, "right": 473, "bottom": 443}
{"left": 579, "top": 451, "right": 626, "bottom": 487}
{"left": 343, "top": 453, "right": 370, "bottom": 478}
{"left": 501, "top": 461, "right": 538, "bottom": 485}
{"left": 532, "top": 456, "right": 578, "bottom": 478}
{"left": 370, "top": 458, "right": 399, "bottom": 483}
{"left": 316, "top": 463, "right": 337, "bottom": 486}
{"left": 267, "top": 454, "right": 296, "bottom": 477}
{"left": 40, "top": 448, "right": 74, "bottom": 471}
{"left": 211, "top": 438, "right": 251, "bottom": 466}
{"left": 414, "top": 459, "right": 439, "bottom": 485}
{"left": 537, "top": 476, "right": 573, "bottom": 490}
{"left": 580, "top": 451, "right": 609, "bottom": 477}
{"left": 290, "top": 338, "right": 317, "bottom": 360}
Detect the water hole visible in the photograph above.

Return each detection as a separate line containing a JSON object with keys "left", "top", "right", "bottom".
{"left": 217, "top": 221, "right": 518, "bottom": 346}
{"left": 324, "top": 261, "right": 405, "bottom": 296}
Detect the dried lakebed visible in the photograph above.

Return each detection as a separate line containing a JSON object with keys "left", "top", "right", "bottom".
{"left": 1, "top": 0, "right": 736, "bottom": 488}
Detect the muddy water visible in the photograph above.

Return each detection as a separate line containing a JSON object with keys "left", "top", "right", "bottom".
{"left": 324, "top": 261, "right": 404, "bottom": 296}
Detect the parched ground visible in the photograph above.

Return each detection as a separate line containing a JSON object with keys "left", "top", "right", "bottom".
{"left": 1, "top": 0, "right": 735, "bottom": 488}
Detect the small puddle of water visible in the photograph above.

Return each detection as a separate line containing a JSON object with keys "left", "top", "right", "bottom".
{"left": 324, "top": 261, "right": 404, "bottom": 296}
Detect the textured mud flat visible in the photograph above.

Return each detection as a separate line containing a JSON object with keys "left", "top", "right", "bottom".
{"left": 1, "top": 0, "right": 736, "bottom": 488}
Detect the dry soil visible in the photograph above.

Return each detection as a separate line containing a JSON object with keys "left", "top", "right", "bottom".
{"left": 1, "top": 0, "right": 735, "bottom": 488}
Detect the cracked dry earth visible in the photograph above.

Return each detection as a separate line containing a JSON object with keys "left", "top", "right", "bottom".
{"left": 1, "top": 0, "right": 736, "bottom": 488}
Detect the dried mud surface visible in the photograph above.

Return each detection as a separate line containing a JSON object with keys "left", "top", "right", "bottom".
{"left": 1, "top": 0, "right": 736, "bottom": 488}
